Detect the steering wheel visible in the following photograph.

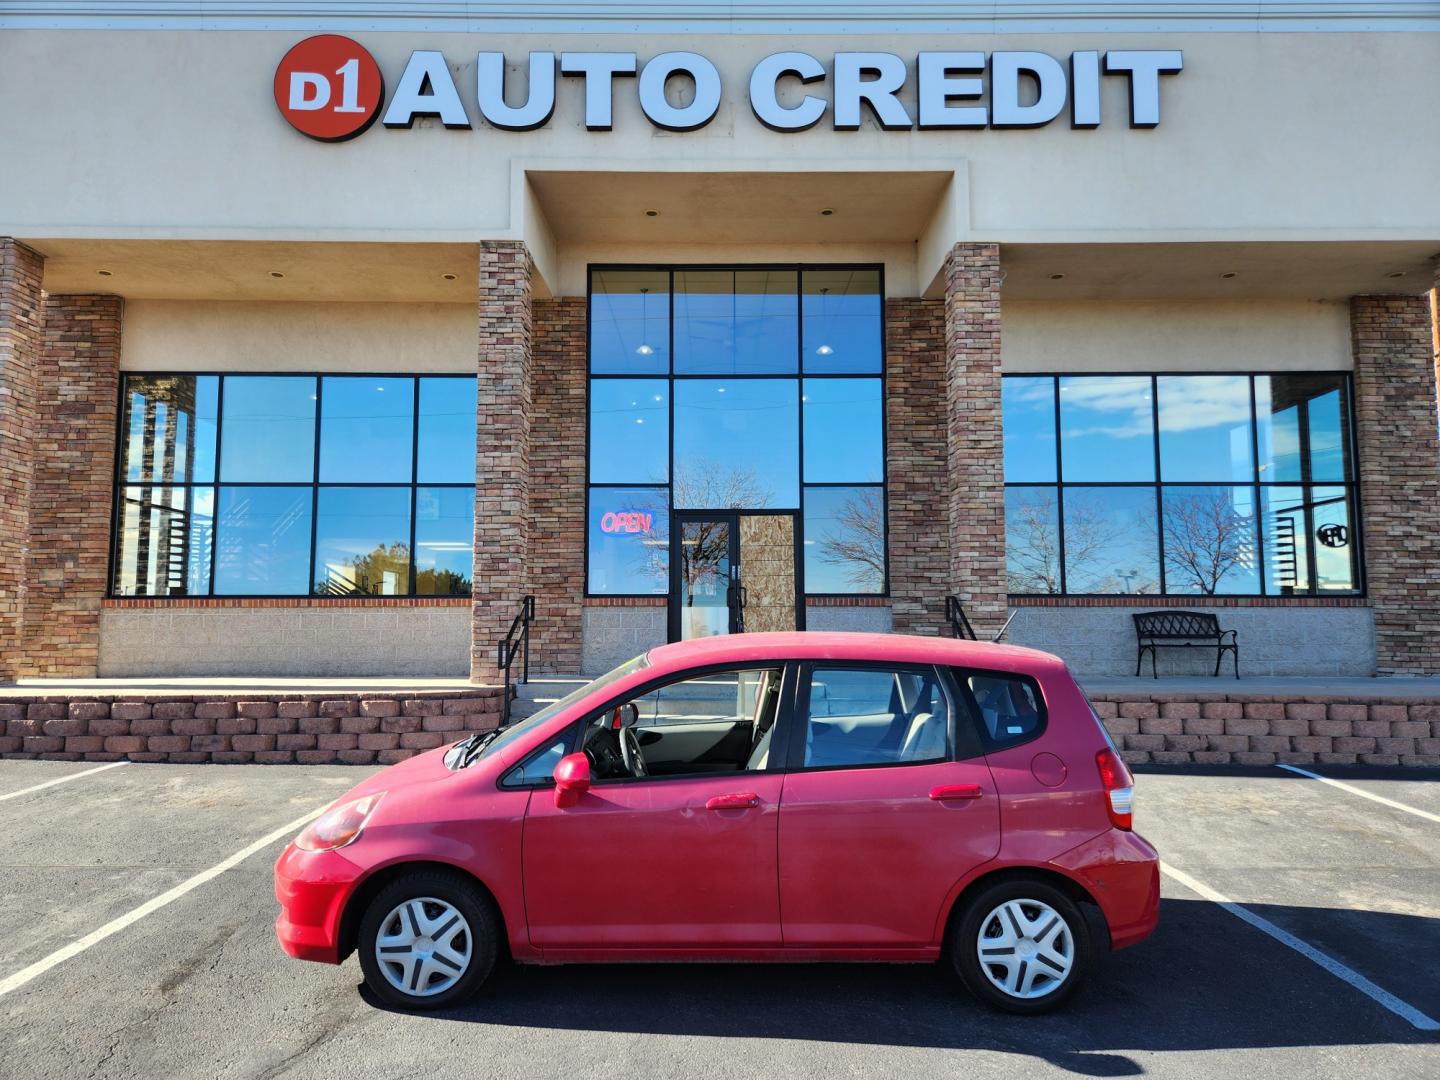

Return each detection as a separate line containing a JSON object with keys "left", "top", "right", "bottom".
{"left": 620, "top": 726, "right": 648, "bottom": 777}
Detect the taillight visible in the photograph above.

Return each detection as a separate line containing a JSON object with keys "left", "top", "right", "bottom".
{"left": 1095, "top": 747, "right": 1134, "bottom": 831}
{"left": 294, "top": 792, "right": 384, "bottom": 852}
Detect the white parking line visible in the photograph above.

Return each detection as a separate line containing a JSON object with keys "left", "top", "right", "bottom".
{"left": 1160, "top": 861, "right": 1440, "bottom": 1032}
{"left": 0, "top": 805, "right": 325, "bottom": 1000}
{"left": 1277, "top": 763, "right": 1440, "bottom": 825}
{"left": 0, "top": 761, "right": 129, "bottom": 803}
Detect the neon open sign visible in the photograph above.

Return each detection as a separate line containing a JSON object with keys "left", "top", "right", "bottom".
{"left": 600, "top": 511, "right": 654, "bottom": 535}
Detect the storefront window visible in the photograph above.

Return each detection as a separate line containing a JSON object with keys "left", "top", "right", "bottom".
{"left": 590, "top": 269, "right": 670, "bottom": 376}
{"left": 586, "top": 487, "right": 669, "bottom": 595}
{"left": 1004, "top": 372, "right": 1360, "bottom": 596}
{"left": 587, "top": 265, "right": 887, "bottom": 597}
{"left": 673, "top": 379, "right": 799, "bottom": 508}
{"left": 802, "top": 268, "right": 882, "bottom": 374}
{"left": 111, "top": 373, "right": 477, "bottom": 597}
{"left": 674, "top": 269, "right": 798, "bottom": 375}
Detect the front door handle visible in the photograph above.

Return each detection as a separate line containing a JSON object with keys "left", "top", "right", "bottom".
{"left": 706, "top": 792, "right": 760, "bottom": 810}
{"left": 929, "top": 784, "right": 983, "bottom": 802}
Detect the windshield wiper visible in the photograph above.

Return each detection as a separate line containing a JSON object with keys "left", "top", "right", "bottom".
{"left": 445, "top": 728, "right": 502, "bottom": 770}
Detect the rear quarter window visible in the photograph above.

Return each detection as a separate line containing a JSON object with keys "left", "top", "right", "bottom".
{"left": 952, "top": 669, "right": 1048, "bottom": 751}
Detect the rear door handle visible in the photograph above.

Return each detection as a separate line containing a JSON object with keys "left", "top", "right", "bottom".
{"left": 706, "top": 792, "right": 760, "bottom": 810}
{"left": 929, "top": 784, "right": 983, "bottom": 802}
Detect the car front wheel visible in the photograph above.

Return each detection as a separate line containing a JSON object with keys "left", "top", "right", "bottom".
{"left": 357, "top": 869, "right": 499, "bottom": 1010}
{"left": 949, "top": 879, "right": 1092, "bottom": 1014}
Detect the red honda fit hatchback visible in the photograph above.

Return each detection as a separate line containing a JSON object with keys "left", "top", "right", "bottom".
{"left": 275, "top": 632, "right": 1158, "bottom": 1014}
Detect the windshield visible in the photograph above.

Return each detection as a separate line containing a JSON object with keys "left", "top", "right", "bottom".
{"left": 475, "top": 654, "right": 650, "bottom": 763}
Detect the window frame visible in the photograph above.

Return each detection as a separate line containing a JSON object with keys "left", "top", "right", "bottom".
{"left": 585, "top": 264, "right": 890, "bottom": 601}
{"left": 107, "top": 371, "right": 478, "bottom": 600}
{"left": 785, "top": 660, "right": 983, "bottom": 774}
{"left": 1001, "top": 370, "right": 1365, "bottom": 599}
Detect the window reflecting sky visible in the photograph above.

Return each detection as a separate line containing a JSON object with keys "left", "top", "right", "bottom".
{"left": 586, "top": 486, "right": 669, "bottom": 594}
{"left": 1157, "top": 375, "right": 1253, "bottom": 483}
{"left": 319, "top": 377, "right": 413, "bottom": 484}
{"left": 1002, "top": 377, "right": 1056, "bottom": 483}
{"left": 674, "top": 270, "right": 798, "bottom": 375}
{"left": 415, "top": 486, "right": 474, "bottom": 595}
{"left": 418, "top": 377, "right": 478, "bottom": 483}
{"left": 589, "top": 379, "right": 668, "bottom": 484}
{"left": 1004, "top": 487, "right": 1060, "bottom": 594}
{"left": 802, "top": 269, "right": 882, "bottom": 374}
{"left": 803, "top": 379, "right": 883, "bottom": 484}
{"left": 213, "top": 487, "right": 312, "bottom": 595}
{"left": 220, "top": 376, "right": 316, "bottom": 483}
{"left": 1161, "top": 485, "right": 1259, "bottom": 594}
{"left": 673, "top": 380, "right": 799, "bottom": 508}
{"left": 1059, "top": 376, "right": 1155, "bottom": 482}
{"left": 803, "top": 486, "right": 884, "bottom": 594}
{"left": 121, "top": 375, "right": 219, "bottom": 485}
{"left": 590, "top": 269, "right": 670, "bottom": 375}
{"left": 1062, "top": 486, "right": 1160, "bottom": 594}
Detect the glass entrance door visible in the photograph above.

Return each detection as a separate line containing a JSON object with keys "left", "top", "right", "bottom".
{"left": 670, "top": 512, "right": 801, "bottom": 641}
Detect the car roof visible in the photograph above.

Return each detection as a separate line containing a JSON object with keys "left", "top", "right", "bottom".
{"left": 643, "top": 631, "right": 1067, "bottom": 679}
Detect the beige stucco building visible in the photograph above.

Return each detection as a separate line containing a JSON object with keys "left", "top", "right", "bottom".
{"left": 1, "top": 2, "right": 1438, "bottom": 683}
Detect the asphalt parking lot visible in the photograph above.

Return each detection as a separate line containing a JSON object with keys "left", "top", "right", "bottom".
{"left": 0, "top": 759, "right": 1436, "bottom": 1079}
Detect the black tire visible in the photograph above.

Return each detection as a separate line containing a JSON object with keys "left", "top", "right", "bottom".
{"left": 357, "top": 869, "right": 499, "bottom": 1010}
{"left": 948, "top": 879, "right": 1092, "bottom": 1015}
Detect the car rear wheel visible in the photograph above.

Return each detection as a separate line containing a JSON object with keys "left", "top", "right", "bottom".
{"left": 949, "top": 879, "right": 1091, "bottom": 1015}
{"left": 357, "top": 869, "right": 499, "bottom": 1010}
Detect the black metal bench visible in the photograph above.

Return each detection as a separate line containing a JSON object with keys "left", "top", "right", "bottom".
{"left": 1132, "top": 610, "right": 1239, "bottom": 679}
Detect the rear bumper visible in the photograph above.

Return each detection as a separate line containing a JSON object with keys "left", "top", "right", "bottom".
{"left": 1051, "top": 828, "right": 1160, "bottom": 951}
{"left": 274, "top": 844, "right": 361, "bottom": 964}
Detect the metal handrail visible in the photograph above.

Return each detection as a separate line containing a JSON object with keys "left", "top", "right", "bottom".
{"left": 945, "top": 595, "right": 977, "bottom": 641}
{"left": 496, "top": 595, "right": 535, "bottom": 726}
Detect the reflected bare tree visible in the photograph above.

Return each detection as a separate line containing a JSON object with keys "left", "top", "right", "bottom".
{"left": 646, "top": 463, "right": 773, "bottom": 601}
{"left": 1006, "top": 491, "right": 1130, "bottom": 594}
{"left": 1163, "top": 490, "right": 1255, "bottom": 594}
{"left": 817, "top": 487, "right": 885, "bottom": 592}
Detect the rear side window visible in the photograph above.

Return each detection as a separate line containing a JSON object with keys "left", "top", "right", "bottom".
{"left": 956, "top": 671, "right": 1047, "bottom": 750}
{"left": 800, "top": 666, "right": 951, "bottom": 769}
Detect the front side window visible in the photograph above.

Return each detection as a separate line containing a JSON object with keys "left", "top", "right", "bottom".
{"left": 587, "top": 265, "right": 887, "bottom": 597}
{"left": 802, "top": 666, "right": 950, "bottom": 769}
{"left": 1003, "top": 372, "right": 1360, "bottom": 596}
{"left": 111, "top": 373, "right": 477, "bottom": 597}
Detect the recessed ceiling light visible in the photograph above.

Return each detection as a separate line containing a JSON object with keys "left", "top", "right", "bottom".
{"left": 1220, "top": 272, "right": 1238, "bottom": 279}
{"left": 269, "top": 271, "right": 285, "bottom": 279}
{"left": 819, "top": 208, "right": 835, "bottom": 216}
{"left": 816, "top": 345, "right": 835, "bottom": 356}
{"left": 644, "top": 209, "right": 659, "bottom": 217}
{"left": 97, "top": 269, "right": 113, "bottom": 277}
{"left": 1386, "top": 271, "right": 1407, "bottom": 279}
{"left": 1049, "top": 273, "right": 1066, "bottom": 280}
{"left": 441, "top": 273, "right": 457, "bottom": 281}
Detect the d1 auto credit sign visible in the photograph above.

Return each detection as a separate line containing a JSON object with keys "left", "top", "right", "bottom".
{"left": 274, "top": 34, "right": 385, "bottom": 142}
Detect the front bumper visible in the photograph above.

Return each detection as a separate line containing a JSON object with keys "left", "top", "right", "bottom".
{"left": 1051, "top": 828, "right": 1160, "bottom": 951}
{"left": 274, "top": 843, "right": 362, "bottom": 964}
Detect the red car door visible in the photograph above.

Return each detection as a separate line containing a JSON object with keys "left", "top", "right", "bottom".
{"left": 777, "top": 663, "right": 1000, "bottom": 948}
{"left": 521, "top": 666, "right": 786, "bottom": 951}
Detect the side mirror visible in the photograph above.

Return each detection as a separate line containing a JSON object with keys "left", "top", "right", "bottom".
{"left": 553, "top": 752, "right": 591, "bottom": 809}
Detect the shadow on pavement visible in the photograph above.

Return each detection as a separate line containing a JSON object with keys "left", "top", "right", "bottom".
{"left": 358, "top": 897, "right": 1440, "bottom": 1075}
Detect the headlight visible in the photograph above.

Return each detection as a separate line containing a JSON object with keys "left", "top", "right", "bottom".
{"left": 294, "top": 792, "right": 384, "bottom": 852}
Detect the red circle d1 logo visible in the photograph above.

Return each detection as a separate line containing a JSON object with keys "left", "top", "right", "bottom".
{"left": 274, "top": 35, "right": 384, "bottom": 142}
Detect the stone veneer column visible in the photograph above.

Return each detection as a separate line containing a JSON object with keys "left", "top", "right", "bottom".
{"left": 471, "top": 242, "right": 534, "bottom": 683}
{"left": 1352, "top": 293, "right": 1440, "bottom": 675}
{"left": 942, "top": 243, "right": 1008, "bottom": 638}
{"left": 885, "top": 297, "right": 949, "bottom": 635}
{"left": 0, "top": 239, "right": 45, "bottom": 682}
{"left": 528, "top": 297, "right": 586, "bottom": 673}
{"left": 20, "top": 295, "right": 122, "bottom": 676}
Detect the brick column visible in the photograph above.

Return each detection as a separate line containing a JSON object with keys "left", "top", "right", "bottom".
{"left": 470, "top": 242, "right": 534, "bottom": 684}
{"left": 886, "top": 297, "right": 948, "bottom": 634}
{"left": 20, "top": 295, "right": 122, "bottom": 677}
{"left": 0, "top": 239, "right": 45, "bottom": 682}
{"left": 943, "top": 243, "right": 1008, "bottom": 638}
{"left": 528, "top": 297, "right": 586, "bottom": 673}
{"left": 1352, "top": 293, "right": 1440, "bottom": 675}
